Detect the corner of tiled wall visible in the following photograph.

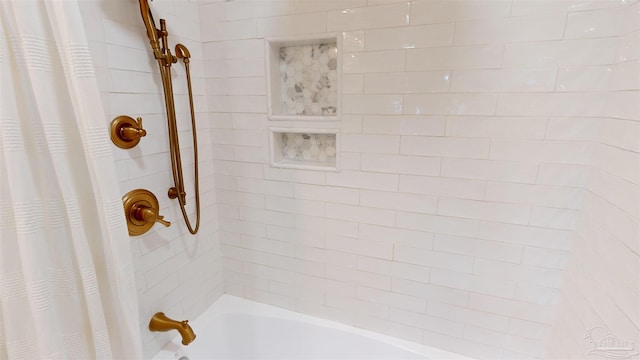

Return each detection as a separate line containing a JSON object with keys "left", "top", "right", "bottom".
{"left": 545, "top": 1, "right": 640, "bottom": 358}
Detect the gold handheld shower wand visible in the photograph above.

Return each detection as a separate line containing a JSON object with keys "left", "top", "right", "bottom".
{"left": 138, "top": 0, "right": 200, "bottom": 235}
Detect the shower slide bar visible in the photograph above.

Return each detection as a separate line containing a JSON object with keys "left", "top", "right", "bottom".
{"left": 138, "top": 0, "right": 200, "bottom": 235}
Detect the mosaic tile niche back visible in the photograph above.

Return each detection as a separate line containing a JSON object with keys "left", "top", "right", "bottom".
{"left": 279, "top": 42, "right": 338, "bottom": 116}
{"left": 281, "top": 133, "right": 336, "bottom": 163}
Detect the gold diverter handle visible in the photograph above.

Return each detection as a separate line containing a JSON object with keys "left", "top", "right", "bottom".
{"left": 110, "top": 115, "right": 147, "bottom": 149}
{"left": 122, "top": 189, "right": 170, "bottom": 236}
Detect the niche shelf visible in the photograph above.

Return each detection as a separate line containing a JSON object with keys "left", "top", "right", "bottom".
{"left": 265, "top": 34, "right": 342, "bottom": 121}
{"left": 269, "top": 128, "right": 340, "bottom": 171}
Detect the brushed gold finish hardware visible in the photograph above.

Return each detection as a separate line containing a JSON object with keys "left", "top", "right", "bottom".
{"left": 110, "top": 116, "right": 147, "bottom": 149}
{"left": 149, "top": 312, "right": 196, "bottom": 346}
{"left": 167, "top": 187, "right": 186, "bottom": 201}
{"left": 122, "top": 189, "right": 170, "bottom": 236}
{"left": 175, "top": 44, "right": 191, "bottom": 62}
{"left": 133, "top": 205, "right": 171, "bottom": 227}
{"left": 138, "top": 0, "right": 200, "bottom": 235}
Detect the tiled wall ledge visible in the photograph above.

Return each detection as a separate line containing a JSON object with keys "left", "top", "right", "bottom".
{"left": 265, "top": 34, "right": 342, "bottom": 121}
{"left": 269, "top": 127, "right": 339, "bottom": 171}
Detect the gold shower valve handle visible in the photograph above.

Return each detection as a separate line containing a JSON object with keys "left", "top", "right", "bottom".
{"left": 110, "top": 115, "right": 147, "bottom": 149}
{"left": 133, "top": 204, "right": 171, "bottom": 227}
{"left": 122, "top": 189, "right": 171, "bottom": 236}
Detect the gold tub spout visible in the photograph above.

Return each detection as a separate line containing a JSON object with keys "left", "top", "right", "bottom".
{"left": 149, "top": 312, "right": 196, "bottom": 345}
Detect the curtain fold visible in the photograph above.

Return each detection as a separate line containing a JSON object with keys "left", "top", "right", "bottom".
{"left": 0, "top": 1, "right": 142, "bottom": 358}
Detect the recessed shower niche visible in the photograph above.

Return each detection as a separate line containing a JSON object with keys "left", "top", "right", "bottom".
{"left": 269, "top": 128, "right": 339, "bottom": 171}
{"left": 266, "top": 35, "right": 342, "bottom": 120}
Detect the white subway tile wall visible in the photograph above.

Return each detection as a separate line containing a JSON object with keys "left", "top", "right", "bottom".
{"left": 201, "top": 0, "right": 639, "bottom": 358}
{"left": 80, "top": 0, "right": 639, "bottom": 358}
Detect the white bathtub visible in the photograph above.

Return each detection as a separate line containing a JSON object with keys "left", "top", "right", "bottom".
{"left": 153, "top": 295, "right": 471, "bottom": 360}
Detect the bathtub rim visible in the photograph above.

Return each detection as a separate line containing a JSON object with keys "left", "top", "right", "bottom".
{"left": 153, "top": 294, "right": 474, "bottom": 360}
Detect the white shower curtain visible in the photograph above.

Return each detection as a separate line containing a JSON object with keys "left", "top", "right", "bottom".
{"left": 0, "top": 1, "right": 143, "bottom": 359}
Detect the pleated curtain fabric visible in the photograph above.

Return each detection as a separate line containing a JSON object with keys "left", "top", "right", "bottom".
{"left": 0, "top": 1, "right": 143, "bottom": 358}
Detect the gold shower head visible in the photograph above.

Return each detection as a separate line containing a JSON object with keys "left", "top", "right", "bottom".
{"left": 138, "top": 0, "right": 162, "bottom": 59}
